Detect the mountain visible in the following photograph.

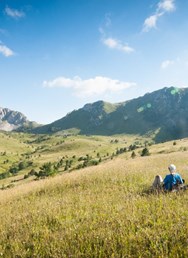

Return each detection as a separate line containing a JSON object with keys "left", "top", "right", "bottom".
{"left": 32, "top": 86, "right": 188, "bottom": 142}
{"left": 0, "top": 107, "right": 39, "bottom": 132}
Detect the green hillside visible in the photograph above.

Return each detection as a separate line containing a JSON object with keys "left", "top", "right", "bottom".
{"left": 0, "top": 131, "right": 151, "bottom": 187}
{"left": 1, "top": 87, "right": 188, "bottom": 143}
{"left": 32, "top": 87, "right": 188, "bottom": 142}
{"left": 0, "top": 136, "right": 188, "bottom": 257}
{"left": 1, "top": 130, "right": 187, "bottom": 189}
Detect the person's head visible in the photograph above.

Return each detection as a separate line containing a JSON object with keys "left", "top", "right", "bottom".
{"left": 168, "top": 164, "right": 176, "bottom": 174}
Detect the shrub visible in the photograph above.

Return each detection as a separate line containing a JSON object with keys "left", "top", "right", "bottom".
{"left": 0, "top": 172, "right": 10, "bottom": 180}
{"left": 90, "top": 160, "right": 99, "bottom": 166}
{"left": 141, "top": 147, "right": 150, "bottom": 156}
{"left": 9, "top": 165, "right": 19, "bottom": 175}
{"left": 36, "top": 162, "right": 57, "bottom": 178}
{"left": 76, "top": 164, "right": 83, "bottom": 169}
{"left": 129, "top": 144, "right": 137, "bottom": 151}
{"left": 28, "top": 169, "right": 37, "bottom": 176}
{"left": 131, "top": 151, "right": 136, "bottom": 158}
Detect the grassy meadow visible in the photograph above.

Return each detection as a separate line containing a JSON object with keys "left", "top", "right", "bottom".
{"left": 0, "top": 131, "right": 149, "bottom": 187}
{"left": 0, "top": 132, "right": 188, "bottom": 257}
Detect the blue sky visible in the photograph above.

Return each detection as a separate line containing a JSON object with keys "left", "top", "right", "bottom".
{"left": 0, "top": 0, "right": 188, "bottom": 124}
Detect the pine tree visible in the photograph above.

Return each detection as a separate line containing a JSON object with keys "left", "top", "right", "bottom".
{"left": 141, "top": 147, "right": 150, "bottom": 157}
{"left": 131, "top": 151, "right": 136, "bottom": 158}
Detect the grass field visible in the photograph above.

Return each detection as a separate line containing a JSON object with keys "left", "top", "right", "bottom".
{"left": 0, "top": 131, "right": 151, "bottom": 187}
{"left": 0, "top": 132, "right": 188, "bottom": 257}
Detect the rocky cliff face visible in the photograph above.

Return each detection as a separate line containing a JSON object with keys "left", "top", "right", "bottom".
{"left": 0, "top": 107, "right": 38, "bottom": 132}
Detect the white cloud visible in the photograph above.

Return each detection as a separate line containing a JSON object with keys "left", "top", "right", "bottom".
{"left": 43, "top": 76, "right": 136, "bottom": 97}
{"left": 143, "top": 0, "right": 176, "bottom": 32}
{"left": 161, "top": 60, "right": 175, "bottom": 69}
{"left": 5, "top": 6, "right": 25, "bottom": 19}
{"left": 99, "top": 14, "right": 134, "bottom": 53}
{"left": 143, "top": 13, "right": 163, "bottom": 31}
{"left": 103, "top": 38, "right": 118, "bottom": 49}
{"left": 158, "top": 0, "right": 175, "bottom": 12}
{"left": 102, "top": 37, "right": 134, "bottom": 53}
{"left": 0, "top": 44, "right": 14, "bottom": 57}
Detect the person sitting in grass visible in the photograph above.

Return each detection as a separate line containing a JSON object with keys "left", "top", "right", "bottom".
{"left": 163, "top": 164, "right": 184, "bottom": 191}
{"left": 152, "top": 175, "right": 163, "bottom": 190}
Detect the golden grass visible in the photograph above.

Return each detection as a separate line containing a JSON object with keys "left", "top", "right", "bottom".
{"left": 0, "top": 149, "right": 188, "bottom": 257}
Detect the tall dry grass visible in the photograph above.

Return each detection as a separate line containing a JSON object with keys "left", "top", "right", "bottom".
{"left": 0, "top": 152, "right": 188, "bottom": 257}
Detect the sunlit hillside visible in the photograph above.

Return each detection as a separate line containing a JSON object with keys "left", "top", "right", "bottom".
{"left": 2, "top": 0, "right": 188, "bottom": 256}
{"left": 0, "top": 134, "right": 188, "bottom": 257}
{"left": 0, "top": 131, "right": 152, "bottom": 188}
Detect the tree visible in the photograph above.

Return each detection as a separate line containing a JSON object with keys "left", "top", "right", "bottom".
{"left": 9, "top": 165, "right": 19, "bottom": 175}
{"left": 36, "top": 162, "right": 57, "bottom": 178}
{"left": 141, "top": 147, "right": 150, "bottom": 157}
{"left": 129, "top": 144, "right": 137, "bottom": 151}
{"left": 76, "top": 164, "right": 83, "bottom": 170}
{"left": 64, "top": 160, "right": 70, "bottom": 171}
{"left": 18, "top": 161, "right": 29, "bottom": 170}
{"left": 131, "top": 151, "right": 136, "bottom": 159}
{"left": 28, "top": 169, "right": 37, "bottom": 176}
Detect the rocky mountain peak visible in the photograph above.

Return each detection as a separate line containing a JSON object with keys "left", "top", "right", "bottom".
{"left": 0, "top": 107, "right": 37, "bottom": 132}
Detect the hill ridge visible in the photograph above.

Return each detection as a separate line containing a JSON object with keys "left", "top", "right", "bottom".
{"left": 32, "top": 86, "right": 188, "bottom": 142}
{"left": 1, "top": 86, "right": 188, "bottom": 142}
